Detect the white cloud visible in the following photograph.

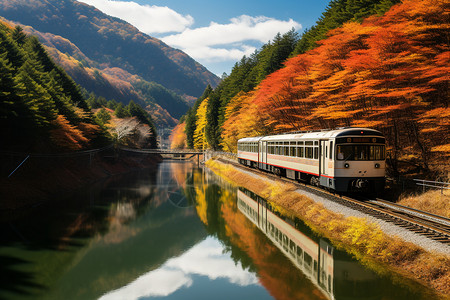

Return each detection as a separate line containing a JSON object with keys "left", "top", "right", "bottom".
{"left": 162, "top": 15, "right": 301, "bottom": 63}
{"left": 163, "top": 15, "right": 300, "bottom": 48}
{"left": 76, "top": 0, "right": 302, "bottom": 73}
{"left": 99, "top": 237, "right": 259, "bottom": 300}
{"left": 99, "top": 269, "right": 192, "bottom": 300}
{"left": 186, "top": 45, "right": 257, "bottom": 63}
{"left": 77, "top": 0, "right": 194, "bottom": 33}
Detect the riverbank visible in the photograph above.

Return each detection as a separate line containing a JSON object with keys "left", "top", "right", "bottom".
{"left": 206, "top": 159, "right": 450, "bottom": 298}
{"left": 0, "top": 151, "right": 161, "bottom": 212}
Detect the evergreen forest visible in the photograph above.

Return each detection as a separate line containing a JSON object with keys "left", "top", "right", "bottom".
{"left": 0, "top": 22, "right": 157, "bottom": 152}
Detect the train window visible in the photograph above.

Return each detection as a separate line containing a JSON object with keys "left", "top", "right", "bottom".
{"left": 371, "top": 145, "right": 386, "bottom": 160}
{"left": 297, "top": 147, "right": 304, "bottom": 157}
{"left": 284, "top": 147, "right": 289, "bottom": 156}
{"left": 284, "top": 142, "right": 289, "bottom": 145}
{"left": 305, "top": 141, "right": 313, "bottom": 145}
{"left": 336, "top": 145, "right": 386, "bottom": 160}
{"left": 290, "top": 141, "right": 296, "bottom": 145}
{"left": 304, "top": 253, "right": 313, "bottom": 270}
{"left": 296, "top": 246, "right": 303, "bottom": 265}
{"left": 314, "top": 147, "right": 318, "bottom": 159}
{"left": 298, "top": 141, "right": 304, "bottom": 145}
{"left": 325, "top": 146, "right": 328, "bottom": 158}
{"left": 290, "top": 147, "right": 296, "bottom": 156}
{"left": 305, "top": 147, "right": 313, "bottom": 159}
{"left": 314, "top": 141, "right": 319, "bottom": 145}
{"left": 289, "top": 239, "right": 296, "bottom": 255}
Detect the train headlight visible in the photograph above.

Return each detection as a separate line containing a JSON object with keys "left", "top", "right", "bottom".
{"left": 375, "top": 163, "right": 380, "bottom": 168}
{"left": 344, "top": 163, "right": 350, "bottom": 168}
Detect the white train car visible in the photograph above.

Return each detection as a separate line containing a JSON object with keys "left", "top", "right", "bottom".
{"left": 237, "top": 128, "right": 386, "bottom": 193}
{"left": 237, "top": 189, "right": 335, "bottom": 299}
{"left": 238, "top": 188, "right": 381, "bottom": 299}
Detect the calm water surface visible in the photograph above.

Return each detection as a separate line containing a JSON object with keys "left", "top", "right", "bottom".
{"left": 0, "top": 161, "right": 439, "bottom": 299}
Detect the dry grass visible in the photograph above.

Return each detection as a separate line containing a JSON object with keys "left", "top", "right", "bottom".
{"left": 206, "top": 159, "right": 450, "bottom": 298}
{"left": 398, "top": 190, "right": 450, "bottom": 218}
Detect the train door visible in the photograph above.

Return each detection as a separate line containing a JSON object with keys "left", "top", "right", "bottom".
{"left": 319, "top": 140, "right": 329, "bottom": 187}
{"left": 260, "top": 141, "right": 267, "bottom": 169}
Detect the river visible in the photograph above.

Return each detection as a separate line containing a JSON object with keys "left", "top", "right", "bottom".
{"left": 0, "top": 161, "right": 439, "bottom": 299}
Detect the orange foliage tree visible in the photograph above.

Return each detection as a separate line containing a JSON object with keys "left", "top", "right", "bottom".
{"left": 50, "top": 114, "right": 89, "bottom": 150}
{"left": 251, "top": 0, "right": 449, "bottom": 173}
{"left": 169, "top": 122, "right": 187, "bottom": 149}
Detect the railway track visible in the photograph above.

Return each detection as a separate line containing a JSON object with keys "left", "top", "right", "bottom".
{"left": 215, "top": 157, "right": 450, "bottom": 245}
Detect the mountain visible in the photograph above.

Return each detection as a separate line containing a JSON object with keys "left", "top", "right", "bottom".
{"left": 0, "top": 0, "right": 220, "bottom": 126}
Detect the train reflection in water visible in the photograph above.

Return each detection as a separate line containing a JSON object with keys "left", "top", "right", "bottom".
{"left": 237, "top": 188, "right": 381, "bottom": 300}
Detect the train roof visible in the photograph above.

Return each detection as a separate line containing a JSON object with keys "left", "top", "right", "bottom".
{"left": 237, "top": 128, "right": 383, "bottom": 143}
{"left": 237, "top": 136, "right": 263, "bottom": 143}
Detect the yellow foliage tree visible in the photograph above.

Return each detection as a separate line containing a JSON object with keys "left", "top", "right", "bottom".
{"left": 193, "top": 98, "right": 209, "bottom": 150}
{"left": 221, "top": 91, "right": 274, "bottom": 152}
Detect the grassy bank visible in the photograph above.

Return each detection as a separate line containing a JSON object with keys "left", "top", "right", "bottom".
{"left": 206, "top": 159, "right": 450, "bottom": 298}
{"left": 398, "top": 190, "right": 450, "bottom": 218}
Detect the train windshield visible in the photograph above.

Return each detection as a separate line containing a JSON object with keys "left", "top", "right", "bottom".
{"left": 336, "top": 145, "right": 385, "bottom": 161}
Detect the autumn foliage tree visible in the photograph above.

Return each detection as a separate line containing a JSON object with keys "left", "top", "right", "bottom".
{"left": 170, "top": 122, "right": 187, "bottom": 149}
{"left": 252, "top": 0, "right": 449, "bottom": 174}
{"left": 193, "top": 98, "right": 209, "bottom": 150}
{"left": 0, "top": 22, "right": 110, "bottom": 151}
{"left": 221, "top": 91, "right": 273, "bottom": 152}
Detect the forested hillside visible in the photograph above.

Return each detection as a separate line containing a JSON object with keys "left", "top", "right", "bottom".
{"left": 0, "top": 22, "right": 157, "bottom": 151}
{"left": 172, "top": 0, "right": 449, "bottom": 176}
{"left": 0, "top": 0, "right": 220, "bottom": 126}
{"left": 20, "top": 23, "right": 189, "bottom": 127}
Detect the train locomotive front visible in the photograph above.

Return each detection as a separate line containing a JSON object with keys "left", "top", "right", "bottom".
{"left": 237, "top": 128, "right": 386, "bottom": 193}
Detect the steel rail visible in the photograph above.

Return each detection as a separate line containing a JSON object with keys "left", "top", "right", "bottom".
{"left": 215, "top": 157, "right": 450, "bottom": 245}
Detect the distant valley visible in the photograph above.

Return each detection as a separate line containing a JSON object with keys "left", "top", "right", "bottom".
{"left": 0, "top": 0, "right": 220, "bottom": 127}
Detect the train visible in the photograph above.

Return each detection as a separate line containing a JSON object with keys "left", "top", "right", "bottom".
{"left": 237, "top": 188, "right": 381, "bottom": 299}
{"left": 237, "top": 127, "right": 386, "bottom": 193}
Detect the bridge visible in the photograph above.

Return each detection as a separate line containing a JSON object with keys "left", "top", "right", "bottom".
{"left": 118, "top": 147, "right": 205, "bottom": 164}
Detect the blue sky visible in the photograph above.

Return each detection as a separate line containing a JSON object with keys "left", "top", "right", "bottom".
{"left": 78, "top": 0, "right": 330, "bottom": 76}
